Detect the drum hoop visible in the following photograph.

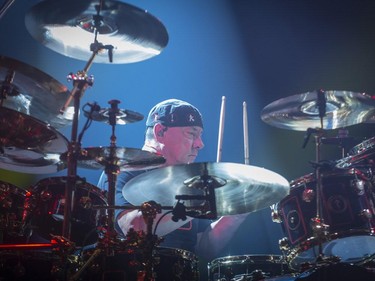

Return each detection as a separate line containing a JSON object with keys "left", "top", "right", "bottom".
{"left": 0, "top": 181, "right": 26, "bottom": 196}
{"left": 33, "top": 176, "right": 107, "bottom": 204}
{"left": 155, "top": 246, "right": 198, "bottom": 262}
{"left": 208, "top": 254, "right": 285, "bottom": 269}
{"left": 349, "top": 136, "right": 375, "bottom": 156}
{"left": 289, "top": 168, "right": 362, "bottom": 189}
{"left": 286, "top": 230, "right": 375, "bottom": 268}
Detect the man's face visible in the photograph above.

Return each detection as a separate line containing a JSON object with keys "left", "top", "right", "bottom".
{"left": 160, "top": 126, "right": 204, "bottom": 166}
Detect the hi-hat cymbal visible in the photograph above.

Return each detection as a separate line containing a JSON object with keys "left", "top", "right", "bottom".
{"left": 25, "top": 0, "right": 169, "bottom": 64}
{"left": 122, "top": 162, "right": 290, "bottom": 216}
{"left": 0, "top": 107, "right": 68, "bottom": 174}
{"left": 0, "top": 56, "right": 73, "bottom": 129}
{"left": 60, "top": 147, "right": 166, "bottom": 171}
{"left": 261, "top": 90, "right": 375, "bottom": 131}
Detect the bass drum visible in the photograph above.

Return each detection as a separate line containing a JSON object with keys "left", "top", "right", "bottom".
{"left": 0, "top": 180, "right": 30, "bottom": 243}
{"left": 74, "top": 246, "right": 199, "bottom": 281}
{"left": 208, "top": 255, "right": 290, "bottom": 281}
{"left": 277, "top": 168, "right": 375, "bottom": 270}
{"left": 30, "top": 177, "right": 107, "bottom": 246}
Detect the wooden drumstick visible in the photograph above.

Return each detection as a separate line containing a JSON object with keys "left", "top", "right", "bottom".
{"left": 216, "top": 96, "right": 226, "bottom": 162}
{"left": 243, "top": 101, "right": 249, "bottom": 165}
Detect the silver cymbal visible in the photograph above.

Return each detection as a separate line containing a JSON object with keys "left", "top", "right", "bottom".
{"left": 0, "top": 107, "right": 68, "bottom": 174}
{"left": 122, "top": 162, "right": 290, "bottom": 216}
{"left": 261, "top": 90, "right": 375, "bottom": 131}
{"left": 60, "top": 146, "right": 166, "bottom": 171}
{"left": 83, "top": 107, "right": 144, "bottom": 125}
{"left": 25, "top": 0, "right": 169, "bottom": 64}
{"left": 0, "top": 56, "right": 73, "bottom": 129}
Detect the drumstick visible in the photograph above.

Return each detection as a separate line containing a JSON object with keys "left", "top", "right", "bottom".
{"left": 243, "top": 101, "right": 249, "bottom": 165}
{"left": 216, "top": 96, "right": 226, "bottom": 162}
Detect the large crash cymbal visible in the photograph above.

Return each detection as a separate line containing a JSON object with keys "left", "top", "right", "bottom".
{"left": 25, "top": 0, "right": 169, "bottom": 64}
{"left": 122, "top": 162, "right": 290, "bottom": 216}
{"left": 261, "top": 90, "right": 375, "bottom": 131}
{"left": 0, "top": 56, "right": 73, "bottom": 129}
{"left": 0, "top": 107, "right": 68, "bottom": 174}
{"left": 60, "top": 146, "right": 166, "bottom": 171}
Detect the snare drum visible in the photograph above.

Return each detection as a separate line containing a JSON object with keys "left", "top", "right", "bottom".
{"left": 277, "top": 168, "right": 375, "bottom": 270}
{"left": 208, "top": 255, "right": 289, "bottom": 281}
{"left": 31, "top": 177, "right": 107, "bottom": 246}
{"left": 0, "top": 180, "right": 29, "bottom": 243}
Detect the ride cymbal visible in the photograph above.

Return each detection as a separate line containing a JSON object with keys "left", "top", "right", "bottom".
{"left": 122, "top": 162, "right": 290, "bottom": 216}
{"left": 261, "top": 90, "right": 375, "bottom": 131}
{"left": 25, "top": 0, "right": 169, "bottom": 64}
{"left": 0, "top": 107, "right": 68, "bottom": 174}
{"left": 60, "top": 146, "right": 166, "bottom": 171}
{"left": 0, "top": 56, "right": 73, "bottom": 129}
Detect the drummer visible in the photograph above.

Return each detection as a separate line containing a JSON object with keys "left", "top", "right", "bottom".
{"left": 97, "top": 98, "right": 248, "bottom": 261}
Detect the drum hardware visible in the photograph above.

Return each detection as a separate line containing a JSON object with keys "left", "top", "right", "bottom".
{"left": 56, "top": 0, "right": 120, "bottom": 244}
{"left": 69, "top": 201, "right": 165, "bottom": 281}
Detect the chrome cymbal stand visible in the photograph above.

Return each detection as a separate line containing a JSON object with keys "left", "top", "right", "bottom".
{"left": 60, "top": 0, "right": 114, "bottom": 242}
{"left": 102, "top": 99, "right": 122, "bottom": 253}
{"left": 311, "top": 131, "right": 330, "bottom": 258}
{"left": 302, "top": 90, "right": 330, "bottom": 262}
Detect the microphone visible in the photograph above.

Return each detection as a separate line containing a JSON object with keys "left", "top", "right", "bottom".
{"left": 83, "top": 101, "right": 101, "bottom": 120}
{"left": 302, "top": 128, "right": 318, "bottom": 149}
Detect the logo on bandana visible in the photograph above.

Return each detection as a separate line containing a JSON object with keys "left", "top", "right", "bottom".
{"left": 189, "top": 114, "right": 195, "bottom": 122}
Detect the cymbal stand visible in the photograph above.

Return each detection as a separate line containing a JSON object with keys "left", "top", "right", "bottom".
{"left": 311, "top": 131, "right": 330, "bottom": 258}
{"left": 305, "top": 90, "right": 330, "bottom": 262}
{"left": 138, "top": 201, "right": 162, "bottom": 281}
{"left": 60, "top": 0, "right": 114, "bottom": 242}
{"left": 102, "top": 99, "right": 122, "bottom": 255}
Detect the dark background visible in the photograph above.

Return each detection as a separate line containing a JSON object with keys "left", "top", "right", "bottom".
{"left": 1, "top": 0, "right": 375, "bottom": 265}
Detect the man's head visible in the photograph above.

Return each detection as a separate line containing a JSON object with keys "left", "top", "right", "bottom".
{"left": 143, "top": 99, "right": 204, "bottom": 165}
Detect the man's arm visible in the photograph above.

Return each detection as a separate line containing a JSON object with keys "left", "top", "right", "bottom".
{"left": 195, "top": 213, "right": 249, "bottom": 261}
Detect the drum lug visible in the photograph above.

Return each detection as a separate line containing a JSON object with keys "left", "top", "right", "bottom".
{"left": 302, "top": 188, "right": 315, "bottom": 202}
{"left": 270, "top": 204, "right": 282, "bottom": 223}
{"left": 279, "top": 237, "right": 290, "bottom": 251}
{"left": 352, "top": 179, "right": 366, "bottom": 195}
{"left": 361, "top": 208, "right": 373, "bottom": 220}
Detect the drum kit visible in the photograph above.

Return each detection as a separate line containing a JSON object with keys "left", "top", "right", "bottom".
{"left": 0, "top": 1, "right": 291, "bottom": 280}
{"left": 208, "top": 92, "right": 375, "bottom": 281}
{"left": 1, "top": 1, "right": 375, "bottom": 281}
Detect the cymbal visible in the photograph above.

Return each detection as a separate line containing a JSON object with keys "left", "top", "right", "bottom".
{"left": 122, "top": 162, "right": 290, "bottom": 216}
{"left": 261, "top": 90, "right": 375, "bottom": 131}
{"left": 60, "top": 146, "right": 166, "bottom": 171}
{"left": 25, "top": 0, "right": 169, "bottom": 64}
{"left": 0, "top": 107, "right": 68, "bottom": 174}
{"left": 0, "top": 56, "right": 73, "bottom": 129}
{"left": 83, "top": 107, "right": 144, "bottom": 125}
